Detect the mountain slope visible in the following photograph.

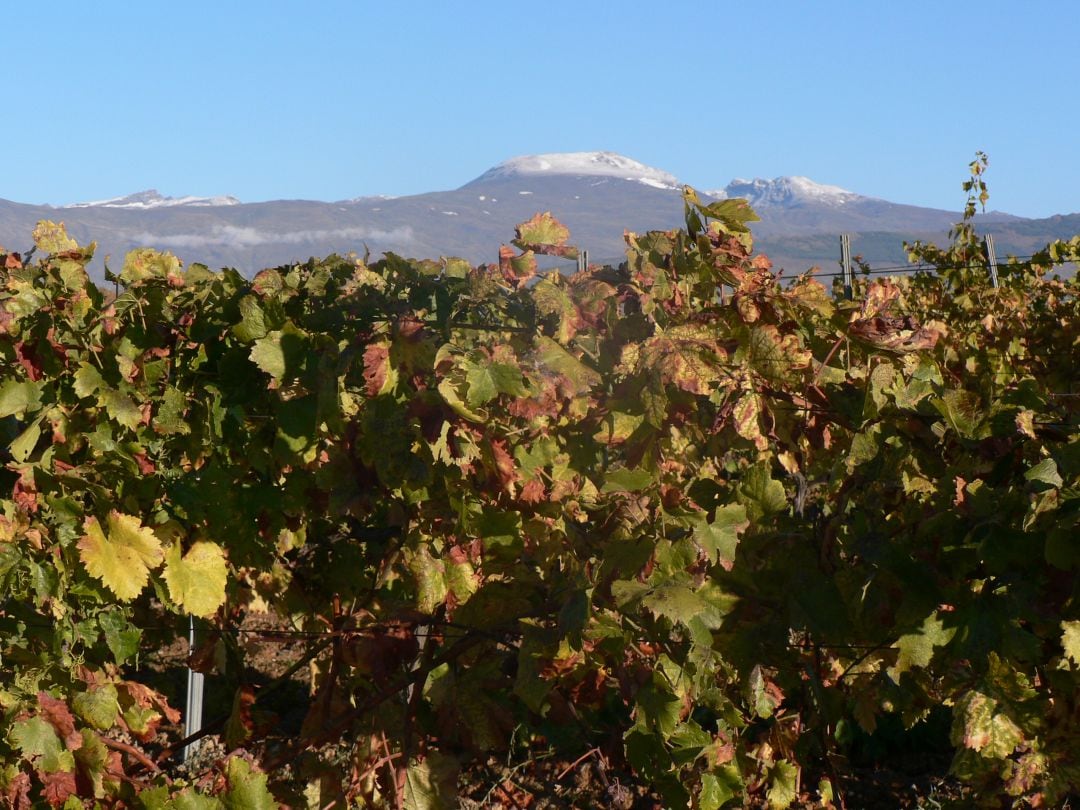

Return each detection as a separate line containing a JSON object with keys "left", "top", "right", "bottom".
{"left": 1, "top": 152, "right": 1075, "bottom": 280}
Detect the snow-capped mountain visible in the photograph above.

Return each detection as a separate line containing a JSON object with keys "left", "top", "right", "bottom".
{"left": 465, "top": 151, "right": 680, "bottom": 191}
{"left": 64, "top": 189, "right": 241, "bottom": 209}
{"left": 707, "top": 176, "right": 864, "bottom": 208}
{"left": 2, "top": 151, "right": 1071, "bottom": 283}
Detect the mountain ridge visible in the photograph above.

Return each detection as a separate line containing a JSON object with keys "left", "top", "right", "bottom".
{"left": 2, "top": 151, "right": 1076, "bottom": 280}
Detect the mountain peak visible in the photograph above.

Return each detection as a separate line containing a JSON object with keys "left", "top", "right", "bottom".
{"left": 65, "top": 189, "right": 241, "bottom": 209}
{"left": 709, "top": 176, "right": 864, "bottom": 207}
{"left": 465, "top": 151, "right": 680, "bottom": 190}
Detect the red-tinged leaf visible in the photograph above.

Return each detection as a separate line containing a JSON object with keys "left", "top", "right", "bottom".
{"left": 40, "top": 770, "right": 77, "bottom": 808}
{"left": 132, "top": 453, "right": 156, "bottom": 475}
{"left": 37, "top": 692, "right": 82, "bottom": 751}
{"left": 486, "top": 438, "right": 519, "bottom": 494}
{"left": 120, "top": 680, "right": 180, "bottom": 724}
{"left": 4, "top": 771, "right": 31, "bottom": 810}
{"left": 512, "top": 212, "right": 579, "bottom": 259}
{"left": 14, "top": 342, "right": 44, "bottom": 381}
{"left": 500, "top": 246, "right": 537, "bottom": 287}
{"left": 362, "top": 342, "right": 393, "bottom": 397}
{"left": 520, "top": 478, "right": 546, "bottom": 504}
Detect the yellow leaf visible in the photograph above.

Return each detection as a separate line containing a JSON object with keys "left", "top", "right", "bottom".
{"left": 78, "top": 513, "right": 164, "bottom": 601}
{"left": 163, "top": 540, "right": 228, "bottom": 617}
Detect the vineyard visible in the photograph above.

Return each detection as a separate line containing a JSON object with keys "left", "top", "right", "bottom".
{"left": 0, "top": 158, "right": 1078, "bottom": 808}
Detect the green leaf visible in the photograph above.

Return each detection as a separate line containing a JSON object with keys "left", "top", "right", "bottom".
{"left": 643, "top": 584, "right": 726, "bottom": 628}
{"left": 766, "top": 760, "right": 799, "bottom": 809}
{"left": 691, "top": 504, "right": 749, "bottom": 566}
{"left": 1025, "top": 458, "right": 1063, "bottom": 489}
{"left": 737, "top": 463, "right": 787, "bottom": 520}
{"left": 250, "top": 334, "right": 286, "bottom": 381}
{"left": 0, "top": 379, "right": 43, "bottom": 417}
{"left": 600, "top": 467, "right": 655, "bottom": 493}
{"left": 163, "top": 540, "right": 229, "bottom": 618}
{"left": 534, "top": 336, "right": 600, "bottom": 393}
{"left": 889, "top": 611, "right": 956, "bottom": 679}
{"left": 170, "top": 790, "right": 225, "bottom": 810}
{"left": 73, "top": 363, "right": 105, "bottom": 399}
{"left": 462, "top": 357, "right": 526, "bottom": 407}
{"left": 221, "top": 757, "right": 275, "bottom": 810}
{"left": 98, "top": 610, "right": 141, "bottom": 663}
{"left": 11, "top": 715, "right": 75, "bottom": 773}
{"left": 635, "top": 677, "right": 682, "bottom": 736}
{"left": 699, "top": 767, "right": 742, "bottom": 810}
{"left": 155, "top": 387, "right": 191, "bottom": 435}
{"left": 77, "top": 512, "right": 164, "bottom": 601}
{"left": 232, "top": 295, "right": 270, "bottom": 342}
{"left": 98, "top": 389, "right": 142, "bottom": 431}
{"left": 9, "top": 417, "right": 41, "bottom": 462}
{"left": 72, "top": 684, "right": 120, "bottom": 730}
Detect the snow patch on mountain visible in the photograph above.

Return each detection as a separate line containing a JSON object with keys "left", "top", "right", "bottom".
{"left": 707, "top": 176, "right": 865, "bottom": 207}
{"left": 467, "top": 151, "right": 680, "bottom": 190}
{"left": 65, "top": 190, "right": 240, "bottom": 209}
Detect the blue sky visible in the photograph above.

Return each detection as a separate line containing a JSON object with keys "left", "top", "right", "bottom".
{"left": 4, "top": 1, "right": 1077, "bottom": 216}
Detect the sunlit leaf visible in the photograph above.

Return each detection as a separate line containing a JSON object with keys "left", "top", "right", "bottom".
{"left": 163, "top": 540, "right": 228, "bottom": 618}
{"left": 77, "top": 512, "right": 164, "bottom": 601}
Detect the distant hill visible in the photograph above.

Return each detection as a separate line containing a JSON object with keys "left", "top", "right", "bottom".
{"left": 2, "top": 151, "right": 1077, "bottom": 280}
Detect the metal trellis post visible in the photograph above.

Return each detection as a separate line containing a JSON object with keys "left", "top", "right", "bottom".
{"left": 984, "top": 234, "right": 1000, "bottom": 288}
{"left": 184, "top": 616, "right": 205, "bottom": 763}
{"left": 840, "top": 234, "right": 853, "bottom": 300}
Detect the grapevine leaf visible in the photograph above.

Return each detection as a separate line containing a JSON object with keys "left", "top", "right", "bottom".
{"left": 600, "top": 467, "right": 654, "bottom": 493}
{"left": 163, "top": 540, "right": 228, "bottom": 618}
{"left": 698, "top": 768, "right": 742, "bottom": 810}
{"left": 221, "top": 756, "right": 276, "bottom": 810}
{"left": 0, "top": 379, "right": 43, "bottom": 418}
{"left": 512, "top": 212, "right": 578, "bottom": 259}
{"left": 643, "top": 584, "right": 725, "bottom": 628}
{"left": 932, "top": 390, "right": 985, "bottom": 439}
{"left": 10, "top": 716, "right": 75, "bottom": 773}
{"left": 120, "top": 247, "right": 182, "bottom": 285}
{"left": 9, "top": 418, "right": 41, "bottom": 462}
{"left": 890, "top": 611, "right": 956, "bottom": 679}
{"left": 766, "top": 760, "right": 799, "bottom": 809}
{"left": 73, "top": 363, "right": 105, "bottom": 399}
{"left": 402, "top": 752, "right": 458, "bottom": 810}
{"left": 1025, "top": 458, "right": 1063, "bottom": 489}
{"left": 691, "top": 504, "right": 749, "bottom": 566}
{"left": 952, "top": 691, "right": 1023, "bottom": 760}
{"left": 534, "top": 336, "right": 600, "bottom": 393}
{"left": 169, "top": 789, "right": 224, "bottom": 810}
{"left": 98, "top": 389, "right": 142, "bottom": 431}
{"left": 98, "top": 610, "right": 141, "bottom": 663}
{"left": 77, "top": 512, "right": 164, "bottom": 601}
{"left": 232, "top": 295, "right": 270, "bottom": 342}
{"left": 72, "top": 684, "right": 120, "bottom": 731}
{"left": 462, "top": 357, "right": 526, "bottom": 406}
{"left": 250, "top": 334, "right": 287, "bottom": 381}
{"left": 32, "top": 220, "right": 78, "bottom": 254}
{"left": 1061, "top": 621, "right": 1080, "bottom": 665}
{"left": 155, "top": 386, "right": 191, "bottom": 435}
{"left": 737, "top": 463, "right": 787, "bottom": 520}
{"left": 532, "top": 275, "right": 578, "bottom": 342}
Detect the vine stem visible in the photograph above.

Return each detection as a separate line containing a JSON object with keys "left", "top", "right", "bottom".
{"left": 101, "top": 736, "right": 162, "bottom": 775}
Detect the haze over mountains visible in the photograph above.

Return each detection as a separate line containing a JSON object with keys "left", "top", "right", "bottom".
{"left": 2, "top": 151, "right": 1078, "bottom": 280}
